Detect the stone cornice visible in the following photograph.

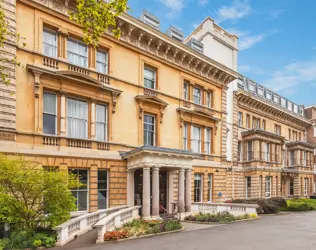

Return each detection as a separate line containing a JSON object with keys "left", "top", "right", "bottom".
{"left": 242, "top": 129, "right": 285, "bottom": 144}
{"left": 286, "top": 141, "right": 316, "bottom": 151}
{"left": 236, "top": 90, "right": 312, "bottom": 130}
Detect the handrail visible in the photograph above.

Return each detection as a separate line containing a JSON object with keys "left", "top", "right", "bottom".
{"left": 159, "top": 205, "right": 168, "bottom": 220}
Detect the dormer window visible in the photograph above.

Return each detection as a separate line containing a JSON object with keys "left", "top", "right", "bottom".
{"left": 248, "top": 82, "right": 255, "bottom": 93}
{"left": 281, "top": 98, "right": 286, "bottom": 108}
{"left": 257, "top": 86, "right": 264, "bottom": 97}
{"left": 288, "top": 101, "right": 293, "bottom": 111}
{"left": 266, "top": 90, "right": 272, "bottom": 101}
{"left": 274, "top": 94, "right": 279, "bottom": 104}
{"left": 294, "top": 104, "right": 298, "bottom": 113}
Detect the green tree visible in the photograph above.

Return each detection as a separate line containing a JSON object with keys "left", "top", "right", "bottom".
{"left": 0, "top": 154, "right": 81, "bottom": 230}
{"left": 70, "top": 0, "right": 129, "bottom": 47}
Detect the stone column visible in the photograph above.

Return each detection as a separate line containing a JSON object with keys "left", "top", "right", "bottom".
{"left": 185, "top": 169, "right": 192, "bottom": 212}
{"left": 127, "top": 170, "right": 135, "bottom": 207}
{"left": 178, "top": 169, "right": 185, "bottom": 213}
{"left": 168, "top": 171, "right": 174, "bottom": 214}
{"left": 142, "top": 167, "right": 151, "bottom": 219}
{"left": 60, "top": 91, "right": 66, "bottom": 136}
{"left": 152, "top": 167, "right": 160, "bottom": 218}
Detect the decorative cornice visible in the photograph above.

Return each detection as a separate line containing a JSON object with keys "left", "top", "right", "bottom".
{"left": 242, "top": 129, "right": 285, "bottom": 144}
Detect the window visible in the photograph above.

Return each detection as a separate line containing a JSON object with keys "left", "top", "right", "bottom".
{"left": 262, "top": 120, "right": 266, "bottom": 130}
{"left": 204, "top": 128, "right": 211, "bottom": 154}
{"left": 183, "top": 123, "right": 188, "bottom": 150}
{"left": 248, "top": 82, "right": 255, "bottom": 92}
{"left": 43, "top": 92, "right": 57, "bottom": 135}
{"left": 194, "top": 174, "right": 202, "bottom": 202}
{"left": 266, "top": 90, "right": 272, "bottom": 100}
{"left": 265, "top": 176, "right": 271, "bottom": 198}
{"left": 304, "top": 178, "right": 308, "bottom": 196}
{"left": 96, "top": 50, "right": 108, "bottom": 74}
{"left": 288, "top": 129, "right": 291, "bottom": 140}
{"left": 274, "top": 124, "right": 281, "bottom": 135}
{"left": 247, "top": 141, "right": 253, "bottom": 161}
{"left": 274, "top": 94, "right": 279, "bottom": 104}
{"left": 206, "top": 91, "right": 212, "bottom": 108}
{"left": 191, "top": 126, "right": 201, "bottom": 153}
{"left": 252, "top": 117, "right": 260, "bottom": 129}
{"left": 98, "top": 170, "right": 108, "bottom": 209}
{"left": 67, "top": 98, "right": 88, "bottom": 139}
{"left": 238, "top": 141, "right": 242, "bottom": 161}
{"left": 246, "top": 177, "right": 251, "bottom": 199}
{"left": 144, "top": 66, "right": 156, "bottom": 89}
{"left": 288, "top": 101, "right": 293, "bottom": 111}
{"left": 290, "top": 151, "right": 295, "bottom": 166}
{"left": 144, "top": 114, "right": 155, "bottom": 146}
{"left": 238, "top": 112, "right": 243, "bottom": 127}
{"left": 67, "top": 39, "right": 88, "bottom": 67}
{"left": 264, "top": 143, "right": 270, "bottom": 162}
{"left": 257, "top": 86, "right": 263, "bottom": 97}
{"left": 69, "top": 169, "right": 88, "bottom": 211}
{"left": 183, "top": 81, "right": 189, "bottom": 100}
{"left": 303, "top": 151, "right": 306, "bottom": 167}
{"left": 246, "top": 114, "right": 250, "bottom": 129}
{"left": 281, "top": 98, "right": 286, "bottom": 108}
{"left": 96, "top": 104, "right": 108, "bottom": 141}
{"left": 207, "top": 174, "right": 213, "bottom": 202}
{"left": 43, "top": 29, "right": 57, "bottom": 58}
{"left": 294, "top": 104, "right": 298, "bottom": 113}
{"left": 289, "top": 178, "right": 294, "bottom": 196}
{"left": 193, "top": 87, "right": 201, "bottom": 105}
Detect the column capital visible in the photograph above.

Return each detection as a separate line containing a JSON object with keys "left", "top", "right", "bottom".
{"left": 178, "top": 168, "right": 185, "bottom": 172}
{"left": 185, "top": 169, "right": 192, "bottom": 172}
{"left": 152, "top": 166, "right": 160, "bottom": 171}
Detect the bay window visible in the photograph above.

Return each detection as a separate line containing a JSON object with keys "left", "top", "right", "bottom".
{"left": 43, "top": 92, "right": 57, "bottom": 135}
{"left": 183, "top": 123, "right": 188, "bottom": 150}
{"left": 69, "top": 169, "right": 88, "bottom": 211}
{"left": 67, "top": 39, "right": 88, "bottom": 67}
{"left": 194, "top": 174, "right": 202, "bottom": 202}
{"left": 144, "top": 66, "right": 156, "bottom": 89}
{"left": 96, "top": 104, "right": 108, "bottom": 141}
{"left": 204, "top": 128, "right": 211, "bottom": 154}
{"left": 247, "top": 141, "right": 253, "bottom": 160}
{"left": 193, "top": 87, "right": 201, "bottom": 105}
{"left": 98, "top": 170, "right": 108, "bottom": 209}
{"left": 96, "top": 50, "right": 108, "bottom": 74}
{"left": 144, "top": 114, "right": 155, "bottom": 146}
{"left": 43, "top": 29, "right": 57, "bottom": 58}
{"left": 191, "top": 126, "right": 201, "bottom": 153}
{"left": 67, "top": 98, "right": 88, "bottom": 139}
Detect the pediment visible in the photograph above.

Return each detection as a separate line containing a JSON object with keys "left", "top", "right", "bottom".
{"left": 56, "top": 71, "right": 101, "bottom": 86}
{"left": 135, "top": 95, "right": 168, "bottom": 108}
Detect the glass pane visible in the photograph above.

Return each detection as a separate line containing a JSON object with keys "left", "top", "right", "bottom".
{"left": 98, "top": 191, "right": 107, "bottom": 209}
{"left": 78, "top": 191, "right": 88, "bottom": 211}
{"left": 44, "top": 92, "right": 56, "bottom": 114}
{"left": 97, "top": 50, "right": 107, "bottom": 63}
{"left": 96, "top": 105, "right": 106, "bottom": 123}
{"left": 43, "top": 114, "right": 56, "bottom": 135}
{"left": 144, "top": 67, "right": 155, "bottom": 80}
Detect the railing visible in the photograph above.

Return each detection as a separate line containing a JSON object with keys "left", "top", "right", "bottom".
{"left": 68, "top": 65, "right": 90, "bottom": 75}
{"left": 97, "top": 142, "right": 109, "bottom": 151}
{"left": 182, "top": 100, "right": 191, "bottom": 108}
{"left": 94, "top": 206, "right": 141, "bottom": 244}
{"left": 43, "top": 56, "right": 58, "bottom": 69}
{"left": 191, "top": 202, "right": 258, "bottom": 216}
{"left": 143, "top": 88, "right": 157, "bottom": 96}
{"left": 98, "top": 74, "right": 109, "bottom": 84}
{"left": 43, "top": 136, "right": 59, "bottom": 146}
{"left": 67, "top": 138, "right": 92, "bottom": 149}
{"left": 54, "top": 206, "right": 127, "bottom": 247}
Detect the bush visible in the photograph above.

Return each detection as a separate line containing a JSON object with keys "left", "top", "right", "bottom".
{"left": 285, "top": 199, "right": 316, "bottom": 211}
{"left": 104, "top": 230, "right": 128, "bottom": 241}
{"left": 0, "top": 239, "right": 9, "bottom": 250}
{"left": 164, "top": 220, "right": 182, "bottom": 232}
{"left": 33, "top": 239, "right": 42, "bottom": 247}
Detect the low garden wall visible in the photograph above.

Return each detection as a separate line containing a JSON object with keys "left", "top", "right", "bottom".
{"left": 191, "top": 202, "right": 258, "bottom": 216}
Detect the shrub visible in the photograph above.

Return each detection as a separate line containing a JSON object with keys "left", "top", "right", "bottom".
{"left": 270, "top": 197, "right": 287, "bottom": 209}
{"left": 0, "top": 239, "right": 9, "bottom": 250}
{"left": 164, "top": 220, "right": 182, "bottom": 232}
{"left": 33, "top": 239, "right": 42, "bottom": 247}
{"left": 44, "top": 236, "right": 56, "bottom": 248}
{"left": 285, "top": 199, "right": 316, "bottom": 211}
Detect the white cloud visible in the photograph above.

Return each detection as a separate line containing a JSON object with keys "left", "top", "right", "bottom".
{"left": 199, "top": 0, "right": 208, "bottom": 5}
{"left": 226, "top": 28, "right": 249, "bottom": 38}
{"left": 239, "top": 65, "right": 264, "bottom": 75}
{"left": 268, "top": 9, "right": 285, "bottom": 20}
{"left": 262, "top": 59, "right": 316, "bottom": 94}
{"left": 215, "top": 0, "right": 251, "bottom": 23}
{"left": 160, "top": 0, "right": 184, "bottom": 11}
{"left": 239, "top": 34, "right": 265, "bottom": 51}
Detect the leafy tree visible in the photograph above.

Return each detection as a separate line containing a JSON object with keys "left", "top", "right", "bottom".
{"left": 0, "top": 154, "right": 81, "bottom": 230}
{"left": 70, "top": 0, "right": 129, "bottom": 47}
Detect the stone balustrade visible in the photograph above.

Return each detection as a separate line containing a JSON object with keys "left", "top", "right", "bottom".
{"left": 54, "top": 206, "right": 127, "bottom": 246}
{"left": 191, "top": 202, "right": 258, "bottom": 217}
{"left": 94, "top": 206, "right": 141, "bottom": 244}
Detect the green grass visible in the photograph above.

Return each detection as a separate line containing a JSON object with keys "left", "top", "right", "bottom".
{"left": 282, "top": 198, "right": 316, "bottom": 211}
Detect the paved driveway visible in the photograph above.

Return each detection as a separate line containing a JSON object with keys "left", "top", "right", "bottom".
{"left": 63, "top": 212, "right": 316, "bottom": 250}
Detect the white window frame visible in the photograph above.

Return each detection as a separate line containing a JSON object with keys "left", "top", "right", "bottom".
{"left": 248, "top": 82, "right": 255, "bottom": 93}
{"left": 183, "top": 123, "right": 188, "bottom": 150}
{"left": 266, "top": 90, "right": 272, "bottom": 101}
{"left": 67, "top": 38, "right": 88, "bottom": 68}
{"left": 257, "top": 86, "right": 264, "bottom": 97}
{"left": 304, "top": 178, "right": 308, "bottom": 196}
{"left": 274, "top": 94, "right": 279, "bottom": 104}
{"left": 204, "top": 128, "right": 211, "bottom": 154}
{"left": 43, "top": 28, "right": 57, "bottom": 58}
{"left": 207, "top": 174, "right": 213, "bottom": 202}
{"left": 193, "top": 87, "right": 201, "bottom": 105}
{"left": 191, "top": 126, "right": 201, "bottom": 153}
{"left": 67, "top": 98, "right": 88, "bottom": 139}
{"left": 288, "top": 101, "right": 293, "bottom": 111}
{"left": 43, "top": 91, "right": 57, "bottom": 135}
{"left": 293, "top": 104, "right": 298, "bottom": 113}
{"left": 96, "top": 104, "right": 108, "bottom": 141}
{"left": 96, "top": 49, "right": 108, "bottom": 74}
{"left": 144, "top": 66, "right": 156, "bottom": 90}
{"left": 194, "top": 174, "right": 203, "bottom": 202}
{"left": 265, "top": 176, "right": 271, "bottom": 198}
{"left": 143, "top": 114, "right": 155, "bottom": 146}
{"left": 281, "top": 98, "right": 286, "bottom": 108}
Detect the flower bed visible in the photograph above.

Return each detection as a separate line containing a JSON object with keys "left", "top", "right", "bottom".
{"left": 185, "top": 211, "right": 257, "bottom": 223}
{"left": 103, "top": 219, "right": 182, "bottom": 241}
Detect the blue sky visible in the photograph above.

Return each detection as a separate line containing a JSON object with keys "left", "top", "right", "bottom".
{"left": 127, "top": 0, "right": 316, "bottom": 106}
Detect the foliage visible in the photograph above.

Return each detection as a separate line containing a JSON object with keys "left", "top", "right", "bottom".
{"left": 104, "top": 230, "right": 128, "bottom": 241}
{"left": 0, "top": 154, "right": 81, "bottom": 230}
{"left": 70, "top": 0, "right": 129, "bottom": 47}
{"left": 0, "top": 4, "right": 25, "bottom": 86}
{"left": 282, "top": 198, "right": 316, "bottom": 211}
{"left": 0, "top": 230, "right": 57, "bottom": 249}
{"left": 185, "top": 211, "right": 254, "bottom": 223}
